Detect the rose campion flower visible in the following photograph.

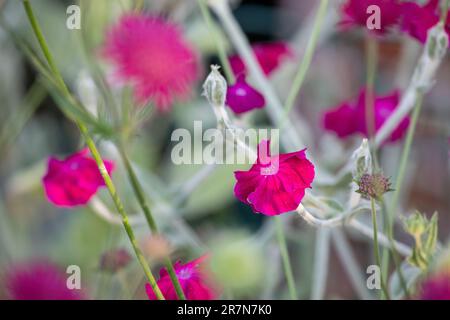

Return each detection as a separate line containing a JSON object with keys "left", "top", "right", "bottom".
{"left": 226, "top": 74, "right": 265, "bottom": 114}
{"left": 340, "top": 0, "right": 402, "bottom": 34}
{"left": 419, "top": 272, "right": 450, "bottom": 300}
{"left": 234, "top": 140, "right": 315, "bottom": 216}
{"left": 4, "top": 260, "right": 84, "bottom": 300}
{"left": 102, "top": 14, "right": 198, "bottom": 112}
{"left": 322, "top": 89, "right": 409, "bottom": 143}
{"left": 146, "top": 256, "right": 217, "bottom": 300}
{"left": 229, "top": 42, "right": 293, "bottom": 76}
{"left": 323, "top": 103, "right": 359, "bottom": 138}
{"left": 400, "top": 0, "right": 449, "bottom": 44}
{"left": 42, "top": 149, "right": 114, "bottom": 207}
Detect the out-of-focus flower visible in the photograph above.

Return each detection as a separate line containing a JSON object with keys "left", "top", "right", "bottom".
{"left": 322, "top": 89, "right": 409, "bottom": 143}
{"left": 400, "top": 0, "right": 440, "bottom": 44}
{"left": 141, "top": 235, "right": 173, "bottom": 263}
{"left": 234, "top": 140, "right": 315, "bottom": 216}
{"left": 146, "top": 256, "right": 218, "bottom": 300}
{"left": 419, "top": 271, "right": 450, "bottom": 300}
{"left": 102, "top": 14, "right": 198, "bottom": 112}
{"left": 210, "top": 232, "right": 265, "bottom": 295}
{"left": 356, "top": 172, "right": 392, "bottom": 200}
{"left": 42, "top": 149, "right": 114, "bottom": 207}
{"left": 355, "top": 90, "right": 409, "bottom": 142}
{"left": 340, "top": 0, "right": 402, "bottom": 34}
{"left": 226, "top": 75, "right": 265, "bottom": 114}
{"left": 228, "top": 42, "right": 293, "bottom": 76}
{"left": 3, "top": 260, "right": 83, "bottom": 300}
{"left": 99, "top": 248, "right": 132, "bottom": 273}
{"left": 323, "top": 103, "right": 359, "bottom": 138}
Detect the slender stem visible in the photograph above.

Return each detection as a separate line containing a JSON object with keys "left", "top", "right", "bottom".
{"left": 282, "top": 0, "right": 329, "bottom": 123}
{"left": 388, "top": 95, "right": 423, "bottom": 223}
{"left": 275, "top": 216, "right": 298, "bottom": 299}
{"left": 117, "top": 144, "right": 186, "bottom": 300}
{"left": 197, "top": 0, "right": 235, "bottom": 83}
{"left": 365, "top": 36, "right": 378, "bottom": 140}
{"left": 22, "top": 0, "right": 164, "bottom": 300}
{"left": 311, "top": 228, "right": 330, "bottom": 300}
{"left": 370, "top": 198, "right": 390, "bottom": 299}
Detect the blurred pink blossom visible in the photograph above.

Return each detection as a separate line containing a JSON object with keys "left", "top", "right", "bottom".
{"left": 102, "top": 14, "right": 199, "bottom": 112}
{"left": 146, "top": 256, "right": 218, "bottom": 300}
{"left": 226, "top": 74, "right": 265, "bottom": 114}
{"left": 42, "top": 149, "right": 114, "bottom": 207}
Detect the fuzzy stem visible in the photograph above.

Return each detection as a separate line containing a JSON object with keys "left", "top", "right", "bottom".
{"left": 117, "top": 144, "right": 186, "bottom": 300}
{"left": 282, "top": 0, "right": 329, "bottom": 123}
{"left": 370, "top": 198, "right": 390, "bottom": 299}
{"left": 374, "top": 23, "right": 448, "bottom": 147}
{"left": 22, "top": 0, "right": 164, "bottom": 300}
{"left": 275, "top": 216, "right": 298, "bottom": 300}
{"left": 208, "top": 0, "right": 308, "bottom": 151}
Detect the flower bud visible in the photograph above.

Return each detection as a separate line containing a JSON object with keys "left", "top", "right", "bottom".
{"left": 202, "top": 65, "right": 228, "bottom": 107}
{"left": 356, "top": 172, "right": 392, "bottom": 200}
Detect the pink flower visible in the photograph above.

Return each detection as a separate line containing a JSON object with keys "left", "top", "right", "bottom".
{"left": 234, "top": 140, "right": 315, "bottom": 216}
{"left": 400, "top": 0, "right": 440, "bottom": 44}
{"left": 229, "top": 42, "right": 293, "bottom": 76}
{"left": 146, "top": 256, "right": 217, "bottom": 300}
{"left": 322, "top": 89, "right": 409, "bottom": 143}
{"left": 42, "top": 149, "right": 114, "bottom": 207}
{"left": 226, "top": 74, "right": 265, "bottom": 114}
{"left": 419, "top": 272, "right": 450, "bottom": 300}
{"left": 323, "top": 103, "right": 359, "bottom": 138}
{"left": 355, "top": 90, "right": 409, "bottom": 142}
{"left": 340, "top": 0, "right": 402, "bottom": 34}
{"left": 3, "top": 260, "right": 84, "bottom": 300}
{"left": 102, "top": 14, "right": 198, "bottom": 112}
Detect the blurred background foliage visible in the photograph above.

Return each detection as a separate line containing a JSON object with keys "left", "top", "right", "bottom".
{"left": 0, "top": 0, "right": 449, "bottom": 299}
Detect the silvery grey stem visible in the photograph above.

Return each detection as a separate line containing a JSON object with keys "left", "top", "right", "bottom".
{"left": 311, "top": 228, "right": 331, "bottom": 300}
{"left": 296, "top": 204, "right": 412, "bottom": 256}
{"left": 374, "top": 23, "right": 449, "bottom": 147}
{"left": 207, "top": 0, "right": 310, "bottom": 151}
{"left": 331, "top": 230, "right": 372, "bottom": 300}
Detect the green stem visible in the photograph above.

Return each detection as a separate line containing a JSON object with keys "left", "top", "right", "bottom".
{"left": 282, "top": 0, "right": 328, "bottom": 124}
{"left": 197, "top": 0, "right": 235, "bottom": 83}
{"left": 370, "top": 198, "right": 390, "bottom": 299}
{"left": 117, "top": 144, "right": 186, "bottom": 300}
{"left": 365, "top": 36, "right": 378, "bottom": 141}
{"left": 389, "top": 95, "right": 423, "bottom": 225}
{"left": 22, "top": 0, "right": 164, "bottom": 300}
{"left": 275, "top": 216, "right": 298, "bottom": 299}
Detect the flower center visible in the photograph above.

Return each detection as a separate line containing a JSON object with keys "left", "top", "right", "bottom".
{"left": 177, "top": 268, "right": 192, "bottom": 280}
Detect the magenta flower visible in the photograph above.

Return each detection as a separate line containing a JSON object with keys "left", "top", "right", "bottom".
{"left": 4, "top": 260, "right": 84, "bottom": 300}
{"left": 146, "top": 256, "right": 217, "bottom": 300}
{"left": 340, "top": 0, "right": 402, "bottom": 34}
{"left": 355, "top": 90, "right": 409, "bottom": 142}
{"left": 400, "top": 0, "right": 443, "bottom": 44}
{"left": 323, "top": 103, "right": 359, "bottom": 138}
{"left": 42, "top": 149, "right": 114, "bottom": 207}
{"left": 229, "top": 42, "right": 293, "bottom": 76}
{"left": 234, "top": 140, "right": 315, "bottom": 216}
{"left": 226, "top": 75, "right": 265, "bottom": 114}
{"left": 322, "top": 89, "right": 409, "bottom": 143}
{"left": 419, "top": 272, "right": 450, "bottom": 300}
{"left": 102, "top": 14, "right": 198, "bottom": 112}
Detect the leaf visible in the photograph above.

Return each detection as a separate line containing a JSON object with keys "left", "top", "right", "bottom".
{"left": 403, "top": 211, "right": 439, "bottom": 270}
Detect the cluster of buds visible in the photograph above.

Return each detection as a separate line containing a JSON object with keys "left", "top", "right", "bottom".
{"left": 356, "top": 172, "right": 393, "bottom": 201}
